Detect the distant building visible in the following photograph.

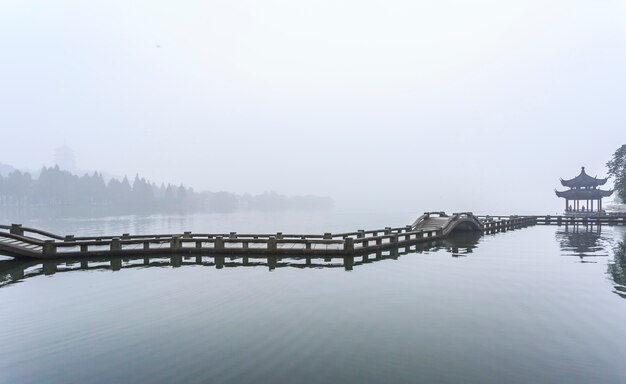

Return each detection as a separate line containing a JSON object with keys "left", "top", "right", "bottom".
{"left": 555, "top": 167, "right": 613, "bottom": 213}
{"left": 54, "top": 143, "right": 76, "bottom": 172}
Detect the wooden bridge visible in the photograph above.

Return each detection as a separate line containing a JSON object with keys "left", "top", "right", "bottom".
{"left": 0, "top": 232, "right": 483, "bottom": 286}
{"left": 0, "top": 212, "right": 535, "bottom": 260}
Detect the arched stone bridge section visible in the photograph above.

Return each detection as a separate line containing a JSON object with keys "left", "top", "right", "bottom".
{"left": 412, "top": 212, "right": 484, "bottom": 236}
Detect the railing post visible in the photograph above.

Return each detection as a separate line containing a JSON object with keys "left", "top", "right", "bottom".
{"left": 344, "top": 237, "right": 354, "bottom": 253}
{"left": 43, "top": 261, "right": 57, "bottom": 275}
{"left": 357, "top": 230, "right": 365, "bottom": 238}
{"left": 268, "top": 236, "right": 277, "bottom": 251}
{"left": 390, "top": 234, "right": 398, "bottom": 256}
{"left": 43, "top": 240, "right": 56, "bottom": 256}
{"left": 171, "top": 255, "right": 182, "bottom": 268}
{"left": 170, "top": 235, "right": 181, "bottom": 250}
{"left": 384, "top": 227, "right": 392, "bottom": 235}
{"left": 183, "top": 231, "right": 192, "bottom": 239}
{"left": 229, "top": 232, "right": 237, "bottom": 239}
{"left": 323, "top": 233, "right": 332, "bottom": 240}
{"left": 111, "top": 258, "right": 122, "bottom": 271}
{"left": 344, "top": 255, "right": 354, "bottom": 271}
{"left": 214, "top": 236, "right": 224, "bottom": 251}
{"left": 10, "top": 224, "right": 24, "bottom": 236}
{"left": 111, "top": 237, "right": 121, "bottom": 251}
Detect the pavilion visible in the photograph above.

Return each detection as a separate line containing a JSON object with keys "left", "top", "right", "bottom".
{"left": 555, "top": 167, "right": 613, "bottom": 213}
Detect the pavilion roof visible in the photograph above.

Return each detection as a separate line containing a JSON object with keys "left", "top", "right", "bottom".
{"left": 560, "top": 167, "right": 609, "bottom": 188}
{"left": 554, "top": 188, "right": 613, "bottom": 199}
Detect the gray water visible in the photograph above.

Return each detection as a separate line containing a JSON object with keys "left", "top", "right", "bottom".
{"left": 1, "top": 211, "right": 626, "bottom": 384}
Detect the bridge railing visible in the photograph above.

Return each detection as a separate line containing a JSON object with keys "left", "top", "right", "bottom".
{"left": 0, "top": 231, "right": 46, "bottom": 246}
{"left": 2, "top": 224, "right": 65, "bottom": 240}
{"left": 0, "top": 214, "right": 541, "bottom": 259}
{"left": 2, "top": 224, "right": 446, "bottom": 258}
{"left": 1, "top": 223, "right": 416, "bottom": 243}
{"left": 411, "top": 211, "right": 449, "bottom": 228}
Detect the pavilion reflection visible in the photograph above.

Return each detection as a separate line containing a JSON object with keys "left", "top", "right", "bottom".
{"left": 555, "top": 224, "right": 611, "bottom": 262}
{"left": 555, "top": 224, "right": 626, "bottom": 299}
{"left": 0, "top": 232, "right": 482, "bottom": 287}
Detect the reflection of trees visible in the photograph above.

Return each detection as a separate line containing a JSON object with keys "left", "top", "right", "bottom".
{"left": 556, "top": 224, "right": 609, "bottom": 262}
{"left": 608, "top": 234, "right": 626, "bottom": 299}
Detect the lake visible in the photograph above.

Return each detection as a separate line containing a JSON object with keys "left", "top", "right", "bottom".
{"left": 1, "top": 210, "right": 625, "bottom": 383}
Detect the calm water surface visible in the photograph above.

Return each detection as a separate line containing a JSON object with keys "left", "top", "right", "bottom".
{"left": 1, "top": 211, "right": 625, "bottom": 383}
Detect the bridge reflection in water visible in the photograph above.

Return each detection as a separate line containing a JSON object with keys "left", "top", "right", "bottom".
{"left": 555, "top": 224, "right": 611, "bottom": 262}
{"left": 556, "top": 223, "right": 626, "bottom": 299}
{"left": 0, "top": 231, "right": 482, "bottom": 288}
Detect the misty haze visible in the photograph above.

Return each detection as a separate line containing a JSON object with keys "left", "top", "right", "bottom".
{"left": 1, "top": 1, "right": 626, "bottom": 384}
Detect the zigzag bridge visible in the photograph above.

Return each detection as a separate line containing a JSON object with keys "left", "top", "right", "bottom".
{"left": 0, "top": 212, "right": 540, "bottom": 261}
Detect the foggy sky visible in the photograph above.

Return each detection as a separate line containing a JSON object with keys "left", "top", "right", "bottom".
{"left": 1, "top": 0, "right": 625, "bottom": 214}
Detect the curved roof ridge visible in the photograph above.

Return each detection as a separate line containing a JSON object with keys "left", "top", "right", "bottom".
{"left": 560, "top": 166, "right": 609, "bottom": 188}
{"left": 555, "top": 188, "right": 613, "bottom": 199}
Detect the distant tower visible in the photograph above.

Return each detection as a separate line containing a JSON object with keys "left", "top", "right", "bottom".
{"left": 54, "top": 143, "right": 76, "bottom": 172}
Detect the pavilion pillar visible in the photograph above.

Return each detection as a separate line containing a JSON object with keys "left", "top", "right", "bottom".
{"left": 565, "top": 199, "right": 568, "bottom": 211}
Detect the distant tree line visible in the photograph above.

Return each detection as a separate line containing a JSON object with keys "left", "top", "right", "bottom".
{"left": 0, "top": 166, "right": 333, "bottom": 213}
